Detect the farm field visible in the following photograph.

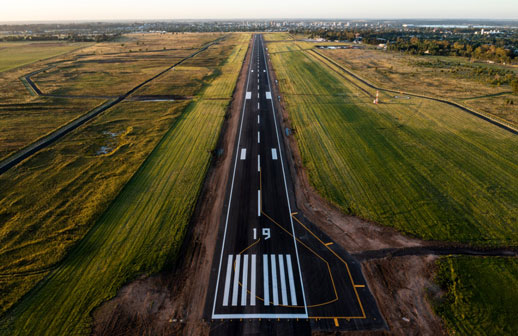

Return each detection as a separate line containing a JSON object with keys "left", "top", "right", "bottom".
{"left": 434, "top": 256, "right": 518, "bottom": 335}
{"left": 0, "top": 97, "right": 104, "bottom": 160}
{"left": 0, "top": 32, "right": 249, "bottom": 335}
{"left": 0, "top": 33, "right": 225, "bottom": 163}
{"left": 267, "top": 39, "right": 518, "bottom": 246}
{"left": 319, "top": 47, "right": 518, "bottom": 126}
{"left": 0, "top": 41, "right": 88, "bottom": 73}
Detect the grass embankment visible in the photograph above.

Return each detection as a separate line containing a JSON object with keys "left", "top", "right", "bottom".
{"left": 0, "top": 32, "right": 249, "bottom": 335}
{"left": 434, "top": 256, "right": 518, "bottom": 335}
{"left": 0, "top": 42, "right": 88, "bottom": 73}
{"left": 319, "top": 47, "right": 518, "bottom": 127}
{"left": 268, "top": 40, "right": 518, "bottom": 245}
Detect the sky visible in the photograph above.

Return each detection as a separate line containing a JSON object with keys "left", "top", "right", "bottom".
{"left": 1, "top": 0, "right": 517, "bottom": 22}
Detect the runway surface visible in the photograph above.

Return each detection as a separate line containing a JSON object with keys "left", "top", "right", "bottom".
{"left": 205, "top": 34, "right": 386, "bottom": 334}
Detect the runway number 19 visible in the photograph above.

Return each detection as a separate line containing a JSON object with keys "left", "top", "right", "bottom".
{"left": 253, "top": 228, "right": 271, "bottom": 240}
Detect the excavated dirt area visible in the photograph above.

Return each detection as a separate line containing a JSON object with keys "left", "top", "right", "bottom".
{"left": 93, "top": 37, "right": 448, "bottom": 335}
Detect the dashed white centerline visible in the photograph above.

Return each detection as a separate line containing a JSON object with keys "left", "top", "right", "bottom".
{"left": 257, "top": 155, "right": 261, "bottom": 172}
{"left": 258, "top": 132, "right": 260, "bottom": 144}
{"left": 257, "top": 115, "right": 260, "bottom": 124}
{"left": 257, "top": 190, "right": 261, "bottom": 217}
{"left": 240, "top": 148, "right": 246, "bottom": 160}
{"left": 271, "top": 148, "right": 278, "bottom": 160}
{"left": 257, "top": 102, "right": 260, "bottom": 109}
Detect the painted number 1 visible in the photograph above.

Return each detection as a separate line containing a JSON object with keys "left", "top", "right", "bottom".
{"left": 253, "top": 228, "right": 271, "bottom": 240}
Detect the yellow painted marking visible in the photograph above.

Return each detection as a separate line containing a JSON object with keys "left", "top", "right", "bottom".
{"left": 324, "top": 242, "right": 333, "bottom": 246}
{"left": 260, "top": 211, "right": 339, "bottom": 308}
{"left": 355, "top": 284, "right": 365, "bottom": 288}
{"left": 291, "top": 214, "right": 367, "bottom": 319}
{"left": 334, "top": 318, "right": 339, "bottom": 327}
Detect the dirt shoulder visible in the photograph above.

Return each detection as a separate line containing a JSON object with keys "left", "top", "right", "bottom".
{"left": 91, "top": 36, "right": 254, "bottom": 336}
{"left": 266, "top": 45, "right": 447, "bottom": 335}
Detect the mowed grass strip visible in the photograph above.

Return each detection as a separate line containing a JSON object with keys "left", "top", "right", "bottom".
{"left": 0, "top": 33, "right": 249, "bottom": 335}
{"left": 268, "top": 41, "right": 518, "bottom": 245}
{"left": 0, "top": 42, "right": 89, "bottom": 73}
{"left": 1, "top": 99, "right": 228, "bottom": 335}
{"left": 434, "top": 256, "right": 518, "bottom": 335}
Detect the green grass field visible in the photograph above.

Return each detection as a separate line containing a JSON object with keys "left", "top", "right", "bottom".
{"left": 0, "top": 32, "right": 249, "bottom": 335}
{"left": 268, "top": 40, "right": 518, "bottom": 246}
{"left": 319, "top": 47, "right": 518, "bottom": 127}
{"left": 434, "top": 256, "right": 518, "bottom": 335}
{"left": 0, "top": 100, "right": 188, "bottom": 316}
{"left": 0, "top": 42, "right": 88, "bottom": 73}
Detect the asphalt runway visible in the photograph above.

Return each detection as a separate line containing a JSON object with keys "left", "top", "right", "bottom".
{"left": 205, "top": 34, "right": 386, "bottom": 334}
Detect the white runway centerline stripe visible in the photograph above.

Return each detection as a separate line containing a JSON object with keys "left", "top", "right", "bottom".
{"left": 257, "top": 92, "right": 260, "bottom": 99}
{"left": 257, "top": 190, "right": 261, "bottom": 217}
{"left": 240, "top": 148, "right": 246, "bottom": 160}
{"left": 257, "top": 155, "right": 261, "bottom": 172}
{"left": 266, "top": 91, "right": 272, "bottom": 99}
{"left": 241, "top": 255, "right": 249, "bottom": 306}
{"left": 257, "top": 102, "right": 260, "bottom": 109}
{"left": 286, "top": 254, "right": 298, "bottom": 305}
{"left": 222, "top": 254, "right": 233, "bottom": 306}
{"left": 271, "top": 255, "right": 279, "bottom": 305}
{"left": 278, "top": 255, "right": 289, "bottom": 305}
{"left": 246, "top": 92, "right": 251, "bottom": 99}
{"left": 232, "top": 254, "right": 241, "bottom": 306}
{"left": 271, "top": 148, "right": 278, "bottom": 160}
{"left": 263, "top": 255, "right": 269, "bottom": 306}
{"left": 251, "top": 255, "right": 256, "bottom": 306}
{"left": 257, "top": 115, "right": 260, "bottom": 124}
{"left": 258, "top": 132, "right": 260, "bottom": 144}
